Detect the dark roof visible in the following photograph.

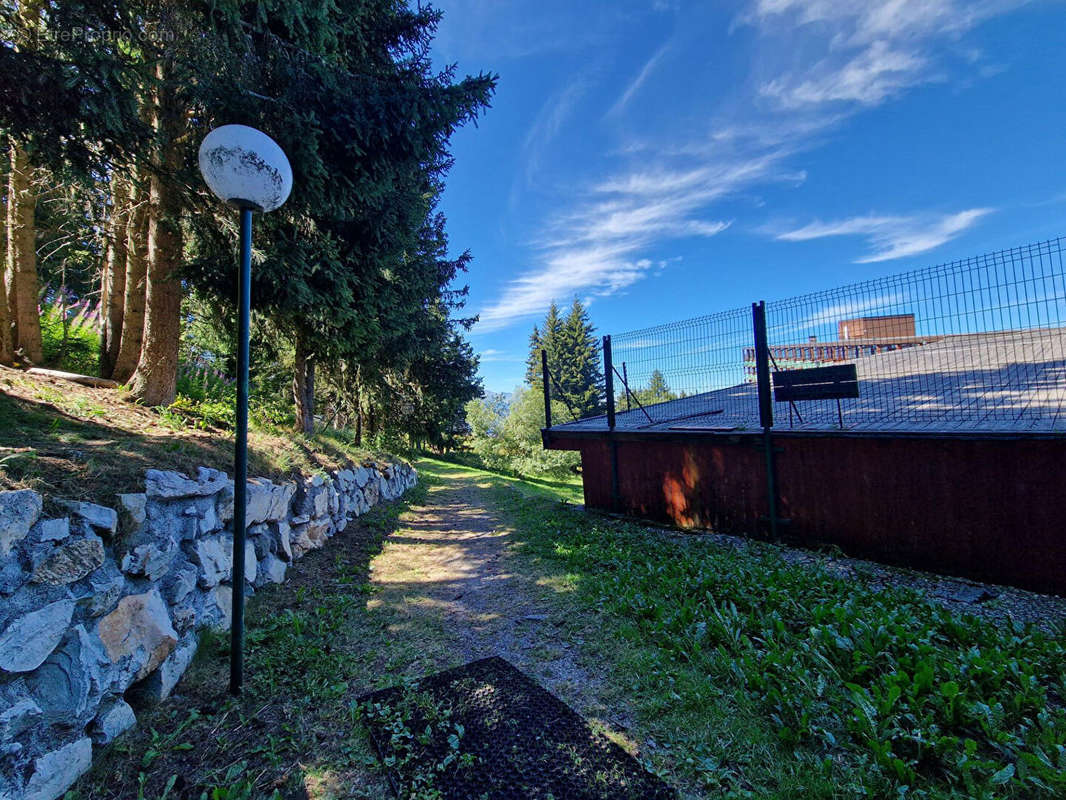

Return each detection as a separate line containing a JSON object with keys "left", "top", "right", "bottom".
{"left": 549, "top": 327, "right": 1066, "bottom": 435}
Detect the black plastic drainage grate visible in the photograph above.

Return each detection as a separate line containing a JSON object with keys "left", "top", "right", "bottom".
{"left": 358, "top": 656, "right": 676, "bottom": 800}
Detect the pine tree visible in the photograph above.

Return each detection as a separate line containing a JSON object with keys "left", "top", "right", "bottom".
{"left": 645, "top": 369, "right": 673, "bottom": 403}
{"left": 556, "top": 299, "right": 603, "bottom": 418}
{"left": 621, "top": 368, "right": 677, "bottom": 409}
{"left": 525, "top": 325, "right": 542, "bottom": 386}
{"left": 526, "top": 302, "right": 563, "bottom": 398}
{"left": 524, "top": 299, "right": 603, "bottom": 419}
{"left": 542, "top": 302, "right": 564, "bottom": 359}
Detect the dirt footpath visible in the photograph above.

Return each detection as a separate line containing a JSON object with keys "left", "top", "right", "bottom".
{"left": 364, "top": 476, "right": 621, "bottom": 726}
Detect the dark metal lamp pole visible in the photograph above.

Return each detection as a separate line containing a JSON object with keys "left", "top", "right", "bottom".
{"left": 197, "top": 125, "right": 292, "bottom": 697}
{"left": 229, "top": 206, "right": 253, "bottom": 695}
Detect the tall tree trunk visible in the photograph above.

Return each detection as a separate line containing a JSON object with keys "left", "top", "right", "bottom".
{"left": 0, "top": 193, "right": 12, "bottom": 365}
{"left": 128, "top": 64, "right": 183, "bottom": 406}
{"left": 112, "top": 172, "right": 148, "bottom": 383}
{"left": 293, "top": 330, "right": 315, "bottom": 435}
{"left": 100, "top": 175, "right": 130, "bottom": 376}
{"left": 353, "top": 367, "right": 363, "bottom": 445}
{"left": 6, "top": 142, "right": 43, "bottom": 364}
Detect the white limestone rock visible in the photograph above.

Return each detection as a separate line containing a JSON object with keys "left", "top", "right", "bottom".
{"left": 22, "top": 736, "right": 92, "bottom": 800}
{"left": 116, "top": 493, "right": 147, "bottom": 536}
{"left": 28, "top": 625, "right": 109, "bottom": 727}
{"left": 120, "top": 536, "right": 177, "bottom": 582}
{"left": 73, "top": 560, "right": 126, "bottom": 618}
{"left": 0, "top": 599, "right": 75, "bottom": 673}
{"left": 55, "top": 500, "right": 117, "bottom": 535}
{"left": 207, "top": 584, "right": 233, "bottom": 631}
{"left": 244, "top": 479, "right": 276, "bottom": 525}
{"left": 256, "top": 553, "right": 287, "bottom": 586}
{"left": 146, "top": 469, "right": 227, "bottom": 500}
{"left": 0, "top": 489, "right": 42, "bottom": 557}
{"left": 0, "top": 697, "right": 41, "bottom": 742}
{"left": 31, "top": 518, "right": 70, "bottom": 544}
{"left": 91, "top": 699, "right": 136, "bottom": 745}
{"left": 188, "top": 534, "right": 232, "bottom": 588}
{"left": 273, "top": 521, "right": 292, "bottom": 561}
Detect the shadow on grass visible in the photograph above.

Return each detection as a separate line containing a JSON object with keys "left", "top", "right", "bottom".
{"left": 72, "top": 459, "right": 606, "bottom": 800}
{"left": 0, "top": 382, "right": 380, "bottom": 503}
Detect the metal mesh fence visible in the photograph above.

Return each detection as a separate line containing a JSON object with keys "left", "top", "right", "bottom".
{"left": 607, "top": 306, "right": 758, "bottom": 430}
{"left": 554, "top": 236, "right": 1066, "bottom": 434}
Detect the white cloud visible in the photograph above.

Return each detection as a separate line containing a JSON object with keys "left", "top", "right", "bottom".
{"left": 518, "top": 80, "right": 589, "bottom": 190}
{"left": 751, "top": 0, "right": 1028, "bottom": 110}
{"left": 776, "top": 208, "right": 994, "bottom": 262}
{"left": 760, "top": 41, "right": 928, "bottom": 108}
{"left": 475, "top": 0, "right": 1026, "bottom": 334}
{"left": 477, "top": 349, "right": 523, "bottom": 362}
{"left": 608, "top": 41, "right": 672, "bottom": 116}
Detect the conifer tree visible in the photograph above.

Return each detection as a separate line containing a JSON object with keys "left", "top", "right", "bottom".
{"left": 525, "top": 325, "right": 542, "bottom": 386}
{"left": 556, "top": 299, "right": 603, "bottom": 418}
{"left": 524, "top": 298, "right": 603, "bottom": 419}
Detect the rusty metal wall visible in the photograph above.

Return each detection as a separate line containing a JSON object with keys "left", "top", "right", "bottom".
{"left": 563, "top": 433, "right": 1066, "bottom": 596}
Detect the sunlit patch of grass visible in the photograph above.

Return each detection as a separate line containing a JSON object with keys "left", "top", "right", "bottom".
{"left": 417, "top": 455, "right": 583, "bottom": 504}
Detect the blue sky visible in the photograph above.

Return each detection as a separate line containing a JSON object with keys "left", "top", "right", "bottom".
{"left": 429, "top": 0, "right": 1066, "bottom": 394}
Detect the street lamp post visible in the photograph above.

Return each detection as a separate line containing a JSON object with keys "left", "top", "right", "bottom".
{"left": 198, "top": 125, "right": 292, "bottom": 695}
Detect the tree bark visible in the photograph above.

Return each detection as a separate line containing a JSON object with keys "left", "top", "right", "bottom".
{"left": 6, "top": 142, "right": 43, "bottom": 364}
{"left": 112, "top": 171, "right": 148, "bottom": 383}
{"left": 353, "top": 367, "right": 363, "bottom": 445}
{"left": 100, "top": 175, "right": 130, "bottom": 376}
{"left": 128, "top": 64, "right": 183, "bottom": 406}
{"left": 293, "top": 330, "right": 315, "bottom": 435}
{"left": 0, "top": 190, "right": 12, "bottom": 365}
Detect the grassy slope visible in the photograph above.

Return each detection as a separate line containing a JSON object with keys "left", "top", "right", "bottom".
{"left": 477, "top": 466, "right": 1066, "bottom": 799}
{"left": 0, "top": 367, "right": 383, "bottom": 504}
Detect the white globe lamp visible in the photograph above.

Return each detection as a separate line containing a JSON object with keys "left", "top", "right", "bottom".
{"left": 197, "top": 125, "right": 291, "bottom": 695}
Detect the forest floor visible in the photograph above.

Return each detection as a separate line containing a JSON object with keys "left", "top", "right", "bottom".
{"left": 0, "top": 366, "right": 382, "bottom": 503}
{"left": 72, "top": 457, "right": 1066, "bottom": 800}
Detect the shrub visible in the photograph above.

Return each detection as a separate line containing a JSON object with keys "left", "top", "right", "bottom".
{"left": 39, "top": 292, "right": 101, "bottom": 374}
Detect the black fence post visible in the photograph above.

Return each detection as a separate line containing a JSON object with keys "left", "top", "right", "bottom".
{"left": 602, "top": 335, "right": 621, "bottom": 511}
{"left": 752, "top": 301, "right": 780, "bottom": 539}
{"left": 753, "top": 301, "right": 773, "bottom": 429}
{"left": 603, "top": 335, "right": 616, "bottom": 430}
{"left": 622, "top": 362, "right": 631, "bottom": 411}
{"left": 541, "top": 349, "right": 551, "bottom": 430}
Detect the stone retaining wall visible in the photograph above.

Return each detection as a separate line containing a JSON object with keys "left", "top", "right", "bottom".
{"left": 0, "top": 460, "right": 417, "bottom": 800}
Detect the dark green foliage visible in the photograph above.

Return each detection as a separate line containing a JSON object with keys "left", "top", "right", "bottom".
{"left": 618, "top": 368, "right": 677, "bottom": 409}
{"left": 502, "top": 491, "right": 1066, "bottom": 798}
{"left": 39, "top": 293, "right": 100, "bottom": 374}
{"left": 2, "top": 0, "right": 493, "bottom": 444}
{"left": 525, "top": 300, "right": 603, "bottom": 418}
{"left": 555, "top": 299, "right": 603, "bottom": 418}
{"left": 0, "top": 1, "right": 151, "bottom": 175}
{"left": 524, "top": 325, "right": 542, "bottom": 386}
{"left": 178, "top": 0, "right": 494, "bottom": 438}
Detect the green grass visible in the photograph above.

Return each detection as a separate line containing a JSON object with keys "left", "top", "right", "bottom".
{"left": 0, "top": 370, "right": 386, "bottom": 499}
{"left": 71, "top": 458, "right": 1065, "bottom": 800}
{"left": 416, "top": 454, "right": 583, "bottom": 504}
{"left": 482, "top": 477, "right": 1066, "bottom": 799}
{"left": 74, "top": 483, "right": 431, "bottom": 800}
